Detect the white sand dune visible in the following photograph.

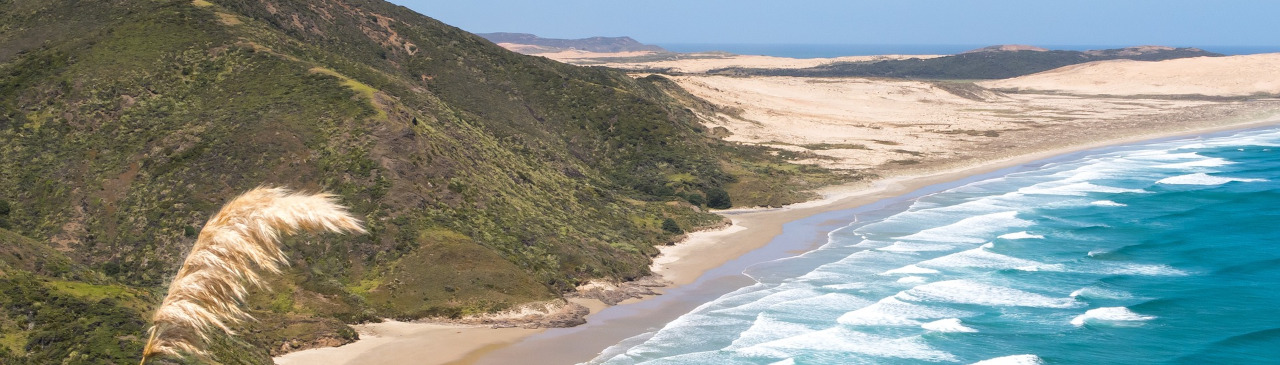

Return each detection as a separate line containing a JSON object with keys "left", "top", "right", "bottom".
{"left": 589, "top": 54, "right": 939, "bottom": 73}
{"left": 668, "top": 74, "right": 1270, "bottom": 171}
{"left": 495, "top": 41, "right": 942, "bottom": 74}
{"left": 979, "top": 53, "right": 1280, "bottom": 96}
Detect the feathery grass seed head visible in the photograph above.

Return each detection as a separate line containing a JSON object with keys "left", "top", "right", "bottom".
{"left": 140, "top": 187, "right": 365, "bottom": 363}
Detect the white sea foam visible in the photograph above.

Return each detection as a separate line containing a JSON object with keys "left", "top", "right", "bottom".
{"left": 822, "top": 283, "right": 868, "bottom": 290}
{"left": 883, "top": 264, "right": 941, "bottom": 275}
{"left": 897, "top": 280, "right": 1079, "bottom": 308}
{"left": 1156, "top": 157, "right": 1235, "bottom": 169}
{"left": 877, "top": 241, "right": 956, "bottom": 252}
{"left": 1070, "top": 307, "right": 1155, "bottom": 326}
{"left": 795, "top": 270, "right": 855, "bottom": 282}
{"left": 894, "top": 211, "right": 1032, "bottom": 244}
{"left": 727, "top": 315, "right": 816, "bottom": 350}
{"left": 762, "top": 293, "right": 875, "bottom": 325}
{"left": 1069, "top": 287, "right": 1134, "bottom": 300}
{"left": 745, "top": 329, "right": 958, "bottom": 362}
{"left": 1090, "top": 200, "right": 1127, "bottom": 207}
{"left": 1015, "top": 263, "right": 1066, "bottom": 272}
{"left": 1054, "top": 169, "right": 1108, "bottom": 183}
{"left": 971, "top": 354, "right": 1045, "bottom": 365}
{"left": 921, "top": 318, "right": 978, "bottom": 333}
{"left": 998, "top": 231, "right": 1044, "bottom": 240}
{"left": 837, "top": 297, "right": 972, "bottom": 327}
{"left": 1017, "top": 182, "right": 1146, "bottom": 196}
{"left": 898, "top": 276, "right": 928, "bottom": 284}
{"left": 1156, "top": 173, "right": 1267, "bottom": 186}
{"left": 917, "top": 247, "right": 1042, "bottom": 270}
{"left": 709, "top": 288, "right": 823, "bottom": 317}
{"left": 1128, "top": 151, "right": 1204, "bottom": 161}
{"left": 1096, "top": 263, "right": 1189, "bottom": 276}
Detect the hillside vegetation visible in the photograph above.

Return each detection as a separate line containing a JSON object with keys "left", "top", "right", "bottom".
{"left": 0, "top": 0, "right": 847, "bottom": 362}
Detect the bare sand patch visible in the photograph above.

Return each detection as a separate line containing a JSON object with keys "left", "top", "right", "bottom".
{"left": 496, "top": 43, "right": 942, "bottom": 73}
{"left": 274, "top": 321, "right": 540, "bottom": 365}
{"left": 587, "top": 54, "right": 940, "bottom": 73}
{"left": 668, "top": 72, "right": 1278, "bottom": 173}
{"left": 979, "top": 53, "right": 1280, "bottom": 96}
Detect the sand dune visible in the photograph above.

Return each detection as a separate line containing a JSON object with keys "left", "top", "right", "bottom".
{"left": 979, "top": 53, "right": 1280, "bottom": 96}
{"left": 588, "top": 54, "right": 939, "bottom": 73}
{"left": 495, "top": 41, "right": 943, "bottom": 73}
{"left": 670, "top": 75, "right": 1276, "bottom": 172}
{"left": 274, "top": 321, "right": 540, "bottom": 365}
{"left": 512, "top": 46, "right": 941, "bottom": 73}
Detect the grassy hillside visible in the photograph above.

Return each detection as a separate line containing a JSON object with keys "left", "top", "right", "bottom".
{"left": 0, "top": 228, "right": 159, "bottom": 364}
{"left": 708, "top": 47, "right": 1221, "bottom": 79}
{"left": 0, "top": 0, "right": 846, "bottom": 362}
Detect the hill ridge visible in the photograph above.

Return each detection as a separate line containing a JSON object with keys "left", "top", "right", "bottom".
{"left": 478, "top": 32, "right": 668, "bottom": 53}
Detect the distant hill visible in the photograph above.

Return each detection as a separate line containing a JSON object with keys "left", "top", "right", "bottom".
{"left": 708, "top": 45, "right": 1222, "bottom": 79}
{"left": 479, "top": 32, "right": 668, "bottom": 53}
{"left": 962, "top": 44, "right": 1049, "bottom": 53}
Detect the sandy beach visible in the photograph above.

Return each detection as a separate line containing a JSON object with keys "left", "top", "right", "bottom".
{"left": 273, "top": 321, "right": 542, "bottom": 365}
{"left": 275, "top": 53, "right": 1280, "bottom": 365}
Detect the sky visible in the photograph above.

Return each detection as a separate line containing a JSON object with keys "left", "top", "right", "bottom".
{"left": 387, "top": 0, "right": 1280, "bottom": 47}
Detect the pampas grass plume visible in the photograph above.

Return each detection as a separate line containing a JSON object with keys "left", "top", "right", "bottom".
{"left": 140, "top": 187, "right": 365, "bottom": 364}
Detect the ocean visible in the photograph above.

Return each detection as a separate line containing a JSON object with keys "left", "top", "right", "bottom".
{"left": 590, "top": 127, "right": 1280, "bottom": 364}
{"left": 655, "top": 44, "right": 1280, "bottom": 58}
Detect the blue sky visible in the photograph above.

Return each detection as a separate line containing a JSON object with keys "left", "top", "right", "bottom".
{"left": 388, "top": 0, "right": 1279, "bottom": 47}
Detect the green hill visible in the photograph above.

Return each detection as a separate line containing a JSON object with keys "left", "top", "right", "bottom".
{"left": 708, "top": 46, "right": 1222, "bottom": 79}
{"left": 0, "top": 0, "right": 846, "bottom": 362}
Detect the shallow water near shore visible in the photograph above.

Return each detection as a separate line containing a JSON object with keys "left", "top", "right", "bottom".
{"left": 589, "top": 127, "right": 1280, "bottom": 364}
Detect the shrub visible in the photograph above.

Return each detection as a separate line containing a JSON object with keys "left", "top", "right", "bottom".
{"left": 705, "top": 188, "right": 732, "bottom": 209}
{"left": 661, "top": 218, "right": 682, "bottom": 234}
{"left": 0, "top": 199, "right": 9, "bottom": 229}
{"left": 683, "top": 192, "right": 705, "bottom": 207}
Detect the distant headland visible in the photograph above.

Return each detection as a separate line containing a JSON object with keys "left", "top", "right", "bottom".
{"left": 477, "top": 32, "right": 668, "bottom": 54}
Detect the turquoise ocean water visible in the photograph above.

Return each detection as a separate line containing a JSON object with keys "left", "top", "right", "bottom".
{"left": 591, "top": 127, "right": 1280, "bottom": 364}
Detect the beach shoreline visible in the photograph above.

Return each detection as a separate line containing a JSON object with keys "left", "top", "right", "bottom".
{"left": 471, "top": 109, "right": 1280, "bottom": 365}
{"left": 274, "top": 107, "right": 1280, "bottom": 365}
{"left": 650, "top": 105, "right": 1280, "bottom": 292}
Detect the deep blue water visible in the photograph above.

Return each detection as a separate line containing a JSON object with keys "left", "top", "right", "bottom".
{"left": 655, "top": 44, "right": 1280, "bottom": 58}
{"left": 592, "top": 127, "right": 1280, "bottom": 364}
